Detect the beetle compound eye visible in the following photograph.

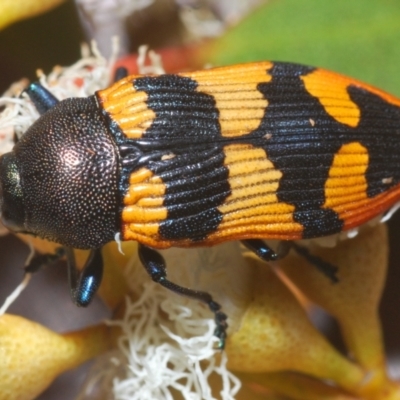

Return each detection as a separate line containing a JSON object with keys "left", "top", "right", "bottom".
{"left": 0, "top": 152, "right": 25, "bottom": 232}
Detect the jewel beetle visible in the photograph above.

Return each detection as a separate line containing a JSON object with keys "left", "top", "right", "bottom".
{"left": 1, "top": 61, "right": 400, "bottom": 349}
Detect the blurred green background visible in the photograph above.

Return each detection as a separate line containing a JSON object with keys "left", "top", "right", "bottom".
{"left": 209, "top": 0, "right": 400, "bottom": 96}
{"left": 1, "top": 0, "right": 400, "bottom": 95}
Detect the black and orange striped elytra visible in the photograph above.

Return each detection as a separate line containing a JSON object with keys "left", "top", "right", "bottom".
{"left": 1, "top": 61, "right": 400, "bottom": 348}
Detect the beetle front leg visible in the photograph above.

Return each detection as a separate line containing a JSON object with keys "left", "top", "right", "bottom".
{"left": 138, "top": 244, "right": 228, "bottom": 349}
{"left": 24, "top": 247, "right": 65, "bottom": 274}
{"left": 23, "top": 82, "right": 59, "bottom": 115}
{"left": 65, "top": 248, "right": 104, "bottom": 307}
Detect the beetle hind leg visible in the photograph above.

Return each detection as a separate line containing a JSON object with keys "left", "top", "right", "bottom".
{"left": 291, "top": 242, "right": 339, "bottom": 283}
{"left": 242, "top": 239, "right": 291, "bottom": 261}
{"left": 242, "top": 239, "right": 338, "bottom": 283}
{"left": 138, "top": 244, "right": 228, "bottom": 349}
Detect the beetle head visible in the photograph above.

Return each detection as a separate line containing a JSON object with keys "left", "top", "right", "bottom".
{"left": 0, "top": 97, "right": 120, "bottom": 249}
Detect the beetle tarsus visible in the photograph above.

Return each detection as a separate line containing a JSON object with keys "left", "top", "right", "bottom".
{"left": 138, "top": 243, "right": 228, "bottom": 349}
{"left": 243, "top": 239, "right": 339, "bottom": 283}
{"left": 291, "top": 243, "right": 339, "bottom": 283}
{"left": 23, "top": 82, "right": 59, "bottom": 115}
{"left": 66, "top": 247, "right": 104, "bottom": 307}
{"left": 209, "top": 301, "right": 228, "bottom": 349}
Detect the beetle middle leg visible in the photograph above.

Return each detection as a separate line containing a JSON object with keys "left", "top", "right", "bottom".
{"left": 138, "top": 244, "right": 228, "bottom": 349}
{"left": 242, "top": 239, "right": 338, "bottom": 283}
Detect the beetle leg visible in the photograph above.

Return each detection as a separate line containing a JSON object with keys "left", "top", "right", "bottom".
{"left": 138, "top": 243, "right": 228, "bottom": 349}
{"left": 242, "top": 239, "right": 291, "bottom": 261}
{"left": 24, "top": 247, "right": 65, "bottom": 274}
{"left": 291, "top": 243, "right": 339, "bottom": 283}
{"left": 66, "top": 248, "right": 104, "bottom": 307}
{"left": 23, "top": 82, "right": 59, "bottom": 115}
{"left": 114, "top": 66, "right": 128, "bottom": 82}
{"left": 242, "top": 239, "right": 338, "bottom": 283}
{"left": 23, "top": 66, "right": 127, "bottom": 115}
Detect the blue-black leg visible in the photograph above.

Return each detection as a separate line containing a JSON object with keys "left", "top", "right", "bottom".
{"left": 24, "top": 247, "right": 65, "bottom": 274}
{"left": 138, "top": 244, "right": 228, "bottom": 349}
{"left": 23, "top": 82, "right": 59, "bottom": 115}
{"left": 242, "top": 239, "right": 290, "bottom": 261}
{"left": 66, "top": 248, "right": 104, "bottom": 307}
{"left": 242, "top": 239, "right": 338, "bottom": 283}
{"left": 23, "top": 66, "right": 126, "bottom": 116}
{"left": 291, "top": 243, "right": 338, "bottom": 283}
{"left": 114, "top": 66, "right": 128, "bottom": 82}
